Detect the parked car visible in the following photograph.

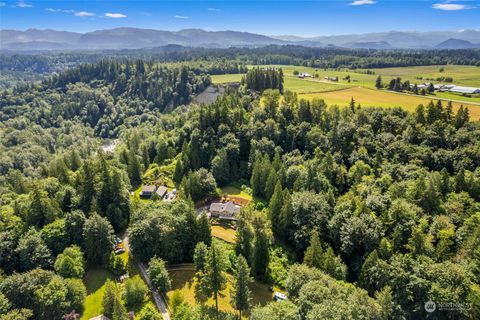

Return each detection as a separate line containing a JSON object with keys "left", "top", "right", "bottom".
{"left": 114, "top": 247, "right": 125, "bottom": 255}
{"left": 115, "top": 237, "right": 122, "bottom": 244}
{"left": 273, "top": 292, "right": 287, "bottom": 301}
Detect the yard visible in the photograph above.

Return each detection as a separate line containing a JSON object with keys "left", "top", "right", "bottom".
{"left": 211, "top": 221, "right": 237, "bottom": 243}
{"left": 166, "top": 265, "right": 273, "bottom": 318}
{"left": 81, "top": 237, "right": 154, "bottom": 319}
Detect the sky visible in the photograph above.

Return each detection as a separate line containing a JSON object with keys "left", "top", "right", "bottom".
{"left": 0, "top": 0, "right": 479, "bottom": 36}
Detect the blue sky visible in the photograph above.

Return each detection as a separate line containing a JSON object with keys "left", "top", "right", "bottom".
{"left": 0, "top": 1, "right": 479, "bottom": 36}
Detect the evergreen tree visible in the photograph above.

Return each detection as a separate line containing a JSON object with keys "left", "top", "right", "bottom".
{"left": 194, "top": 242, "right": 208, "bottom": 272}
{"left": 264, "top": 168, "right": 278, "bottom": 202}
{"left": 127, "top": 149, "right": 142, "bottom": 187}
{"left": 200, "top": 243, "right": 227, "bottom": 318}
{"left": 375, "top": 76, "right": 383, "bottom": 89}
{"left": 252, "top": 217, "right": 269, "bottom": 280}
{"left": 268, "top": 181, "right": 283, "bottom": 236}
{"left": 235, "top": 212, "right": 254, "bottom": 264}
{"left": 78, "top": 160, "right": 96, "bottom": 213}
{"left": 231, "top": 255, "right": 252, "bottom": 319}
{"left": 303, "top": 231, "right": 323, "bottom": 269}
{"left": 102, "top": 280, "right": 116, "bottom": 318}
{"left": 196, "top": 213, "right": 212, "bottom": 245}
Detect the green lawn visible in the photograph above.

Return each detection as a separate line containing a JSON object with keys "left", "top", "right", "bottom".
{"left": 167, "top": 267, "right": 273, "bottom": 318}
{"left": 81, "top": 268, "right": 114, "bottom": 320}
{"left": 81, "top": 240, "right": 154, "bottom": 319}
{"left": 219, "top": 183, "right": 252, "bottom": 201}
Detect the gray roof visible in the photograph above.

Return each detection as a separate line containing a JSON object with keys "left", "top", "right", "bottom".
{"left": 141, "top": 185, "right": 156, "bottom": 193}
{"left": 156, "top": 186, "right": 168, "bottom": 197}
{"left": 210, "top": 201, "right": 240, "bottom": 215}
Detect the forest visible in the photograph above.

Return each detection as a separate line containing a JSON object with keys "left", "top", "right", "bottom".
{"left": 0, "top": 55, "right": 480, "bottom": 320}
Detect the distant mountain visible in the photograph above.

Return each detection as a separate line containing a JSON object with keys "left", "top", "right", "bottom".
{"left": 273, "top": 30, "right": 480, "bottom": 49}
{"left": 435, "top": 38, "right": 479, "bottom": 49}
{"left": 343, "top": 41, "right": 392, "bottom": 49}
{"left": 1, "top": 28, "right": 480, "bottom": 51}
{"left": 1, "top": 28, "right": 285, "bottom": 50}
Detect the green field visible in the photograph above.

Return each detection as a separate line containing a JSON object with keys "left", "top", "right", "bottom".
{"left": 210, "top": 64, "right": 480, "bottom": 119}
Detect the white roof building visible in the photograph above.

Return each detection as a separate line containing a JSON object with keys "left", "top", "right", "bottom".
{"left": 449, "top": 86, "right": 480, "bottom": 94}
{"left": 209, "top": 201, "right": 241, "bottom": 219}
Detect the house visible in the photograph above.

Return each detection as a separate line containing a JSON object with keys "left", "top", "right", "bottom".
{"left": 448, "top": 86, "right": 480, "bottom": 94}
{"left": 324, "top": 76, "right": 338, "bottom": 81}
{"left": 273, "top": 292, "right": 287, "bottom": 301}
{"left": 209, "top": 201, "right": 241, "bottom": 219}
{"left": 298, "top": 72, "right": 312, "bottom": 78}
{"left": 139, "top": 185, "right": 156, "bottom": 198}
{"left": 156, "top": 186, "right": 168, "bottom": 198}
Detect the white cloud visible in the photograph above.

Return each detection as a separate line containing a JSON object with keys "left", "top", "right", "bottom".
{"left": 207, "top": 8, "right": 220, "bottom": 11}
{"left": 75, "top": 11, "right": 95, "bottom": 17}
{"left": 46, "top": 8, "right": 75, "bottom": 13}
{"left": 432, "top": 3, "right": 473, "bottom": 10}
{"left": 174, "top": 15, "right": 189, "bottom": 19}
{"left": 16, "top": 1, "right": 32, "bottom": 8}
{"left": 0, "top": 2, "right": 6, "bottom": 7}
{"left": 349, "top": 0, "right": 376, "bottom": 5}
{"left": 105, "top": 12, "right": 127, "bottom": 18}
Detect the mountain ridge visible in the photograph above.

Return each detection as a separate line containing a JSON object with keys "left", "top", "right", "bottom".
{"left": 1, "top": 28, "right": 479, "bottom": 51}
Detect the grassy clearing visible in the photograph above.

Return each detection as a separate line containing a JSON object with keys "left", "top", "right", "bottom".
{"left": 81, "top": 268, "right": 113, "bottom": 320}
{"left": 211, "top": 223, "right": 237, "bottom": 244}
{"left": 210, "top": 73, "right": 244, "bottom": 83}
{"left": 166, "top": 267, "right": 273, "bottom": 317}
{"left": 81, "top": 237, "right": 154, "bottom": 319}
{"left": 219, "top": 183, "right": 252, "bottom": 201}
{"left": 298, "top": 86, "right": 480, "bottom": 119}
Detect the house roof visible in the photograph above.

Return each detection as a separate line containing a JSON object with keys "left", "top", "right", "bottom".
{"left": 156, "top": 186, "right": 168, "bottom": 197}
{"left": 141, "top": 185, "right": 156, "bottom": 193}
{"left": 449, "top": 86, "right": 480, "bottom": 94}
{"left": 210, "top": 201, "right": 240, "bottom": 215}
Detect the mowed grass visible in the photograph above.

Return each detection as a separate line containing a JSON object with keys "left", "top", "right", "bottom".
{"left": 167, "top": 267, "right": 273, "bottom": 317}
{"left": 210, "top": 73, "right": 244, "bottom": 83}
{"left": 81, "top": 239, "right": 154, "bottom": 319}
{"left": 219, "top": 183, "right": 252, "bottom": 201}
{"left": 211, "top": 224, "right": 237, "bottom": 243}
{"left": 299, "top": 86, "right": 480, "bottom": 119}
{"left": 81, "top": 268, "right": 113, "bottom": 320}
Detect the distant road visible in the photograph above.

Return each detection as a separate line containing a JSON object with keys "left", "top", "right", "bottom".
{"left": 122, "top": 235, "right": 171, "bottom": 320}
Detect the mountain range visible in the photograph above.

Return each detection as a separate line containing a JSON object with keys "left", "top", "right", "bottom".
{"left": 1, "top": 28, "right": 479, "bottom": 51}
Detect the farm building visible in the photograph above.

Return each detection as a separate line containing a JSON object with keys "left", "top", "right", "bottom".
{"left": 298, "top": 72, "right": 312, "bottom": 78}
{"left": 448, "top": 86, "right": 480, "bottom": 94}
{"left": 324, "top": 76, "right": 339, "bottom": 81}
{"left": 210, "top": 201, "right": 241, "bottom": 219}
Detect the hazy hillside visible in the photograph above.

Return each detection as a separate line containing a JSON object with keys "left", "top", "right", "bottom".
{"left": 2, "top": 28, "right": 480, "bottom": 51}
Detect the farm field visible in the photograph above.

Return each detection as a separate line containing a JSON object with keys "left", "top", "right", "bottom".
{"left": 299, "top": 87, "right": 480, "bottom": 119}
{"left": 211, "top": 65, "right": 480, "bottom": 119}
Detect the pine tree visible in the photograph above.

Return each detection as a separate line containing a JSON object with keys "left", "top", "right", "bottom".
{"left": 235, "top": 212, "right": 254, "bottom": 264}
{"left": 200, "top": 243, "right": 227, "bottom": 318}
{"left": 268, "top": 181, "right": 283, "bottom": 236}
{"left": 252, "top": 217, "right": 269, "bottom": 280}
{"left": 127, "top": 149, "right": 142, "bottom": 187}
{"left": 231, "top": 255, "right": 252, "bottom": 319}
{"left": 264, "top": 168, "right": 278, "bottom": 202}
{"left": 102, "top": 280, "right": 116, "bottom": 318}
{"left": 279, "top": 189, "right": 293, "bottom": 241}
{"left": 173, "top": 159, "right": 184, "bottom": 183}
{"left": 78, "top": 160, "right": 96, "bottom": 213}
{"left": 196, "top": 213, "right": 212, "bottom": 245}
{"left": 375, "top": 76, "right": 383, "bottom": 89}
{"left": 303, "top": 231, "right": 323, "bottom": 269}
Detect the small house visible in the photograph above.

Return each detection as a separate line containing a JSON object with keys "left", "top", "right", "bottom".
{"left": 156, "top": 186, "right": 168, "bottom": 199}
{"left": 139, "top": 185, "right": 156, "bottom": 198}
{"left": 209, "top": 201, "right": 241, "bottom": 219}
